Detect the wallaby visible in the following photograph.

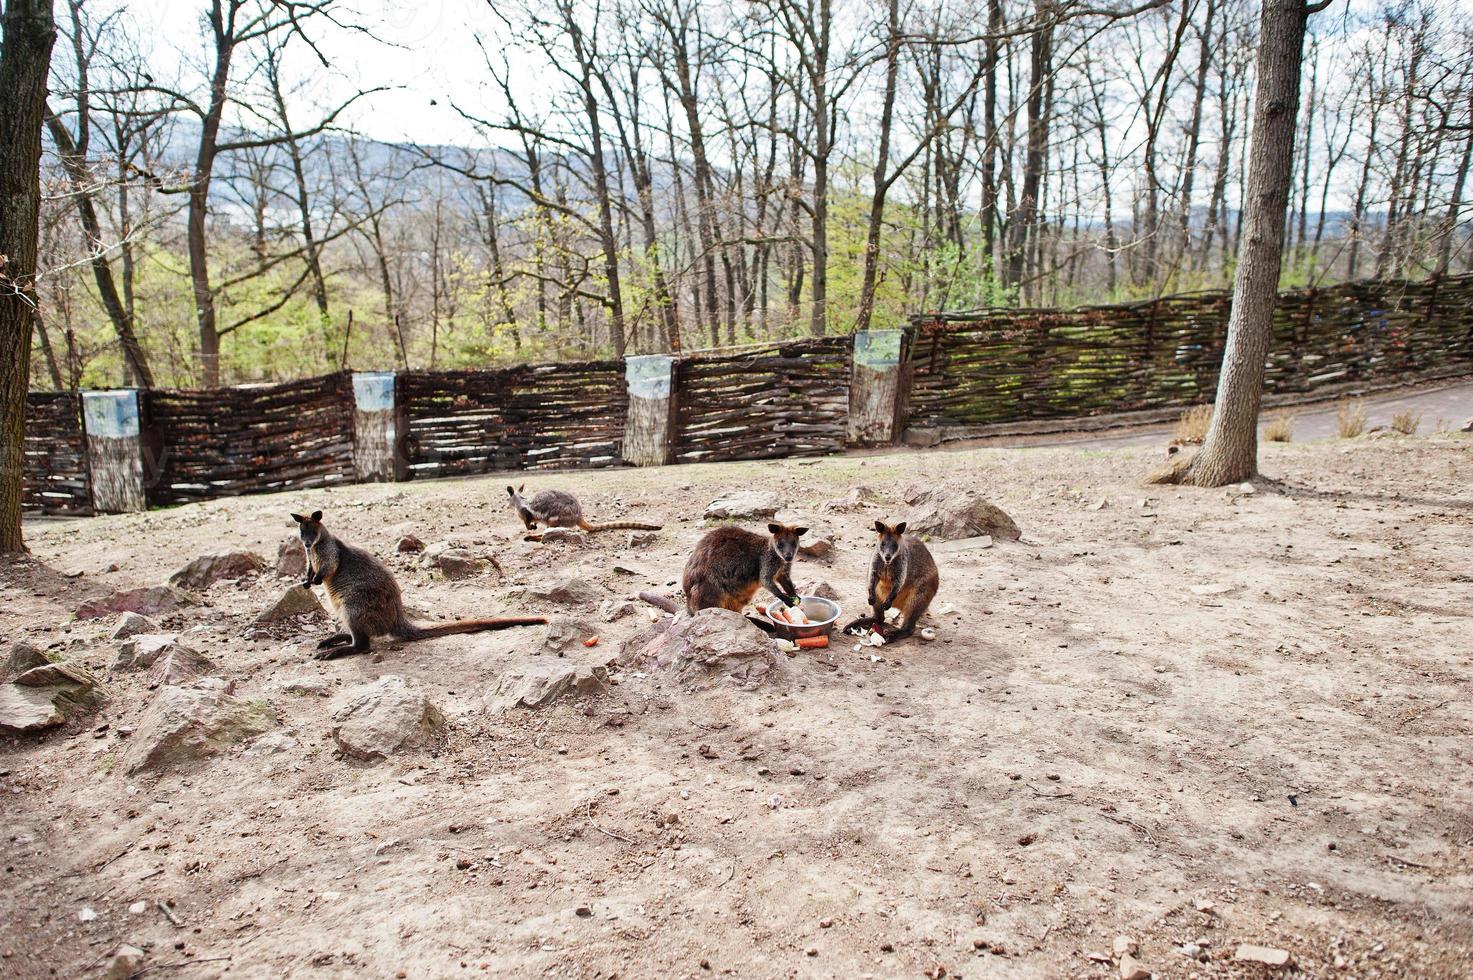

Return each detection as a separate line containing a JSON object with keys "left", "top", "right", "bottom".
{"left": 507, "top": 485, "right": 662, "bottom": 534}
{"left": 291, "top": 511, "right": 546, "bottom": 658}
{"left": 681, "top": 523, "right": 807, "bottom": 615}
{"left": 842, "top": 520, "right": 940, "bottom": 642}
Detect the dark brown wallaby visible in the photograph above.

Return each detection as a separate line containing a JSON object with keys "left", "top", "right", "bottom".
{"left": 842, "top": 520, "right": 940, "bottom": 642}
{"left": 291, "top": 511, "right": 546, "bottom": 658}
{"left": 507, "top": 485, "right": 662, "bottom": 533}
{"left": 681, "top": 523, "right": 806, "bottom": 615}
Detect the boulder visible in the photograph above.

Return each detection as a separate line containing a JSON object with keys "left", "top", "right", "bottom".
{"left": 123, "top": 681, "right": 278, "bottom": 773}
{"left": 397, "top": 534, "right": 425, "bottom": 553}
{"left": 145, "top": 646, "right": 215, "bottom": 690}
{"left": 599, "top": 599, "right": 637, "bottom": 623}
{"left": 620, "top": 608, "right": 780, "bottom": 689}
{"left": 103, "top": 945, "right": 147, "bottom": 980}
{"left": 0, "top": 662, "right": 104, "bottom": 733}
{"left": 1462, "top": 417, "right": 1473, "bottom": 433}
{"left": 6, "top": 641, "right": 49, "bottom": 677}
{"left": 534, "top": 528, "right": 587, "bottom": 546}
{"left": 541, "top": 615, "right": 600, "bottom": 653}
{"left": 275, "top": 536, "right": 306, "bottom": 579}
{"left": 110, "top": 612, "right": 157, "bottom": 641}
{"left": 505, "top": 575, "right": 600, "bottom": 607}
{"left": 168, "top": 551, "right": 266, "bottom": 590}
{"left": 797, "top": 580, "right": 842, "bottom": 601}
{"left": 433, "top": 549, "right": 492, "bottom": 580}
{"left": 76, "top": 585, "right": 195, "bottom": 621}
{"left": 485, "top": 658, "right": 609, "bottom": 713}
{"left": 111, "top": 634, "right": 188, "bottom": 672}
{"left": 705, "top": 490, "right": 784, "bottom": 520}
{"left": 904, "top": 488, "right": 1020, "bottom": 543}
{"left": 330, "top": 676, "right": 446, "bottom": 762}
{"left": 824, "top": 486, "right": 881, "bottom": 512}
{"left": 253, "top": 586, "right": 328, "bottom": 626}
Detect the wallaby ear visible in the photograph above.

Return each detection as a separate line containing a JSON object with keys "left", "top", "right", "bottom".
{"left": 506, "top": 485, "right": 516, "bottom": 496}
{"left": 873, "top": 519, "right": 888, "bottom": 534}
{"left": 894, "top": 521, "right": 907, "bottom": 535}
{"left": 767, "top": 522, "right": 783, "bottom": 535}
{"left": 518, "top": 483, "right": 525, "bottom": 492}
{"left": 793, "top": 527, "right": 808, "bottom": 538}
{"left": 290, "top": 513, "right": 305, "bottom": 524}
{"left": 310, "top": 510, "right": 322, "bottom": 522}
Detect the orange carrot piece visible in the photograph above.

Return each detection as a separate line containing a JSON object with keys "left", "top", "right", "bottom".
{"left": 583, "top": 635, "right": 600, "bottom": 647}
{"left": 795, "top": 635, "right": 829, "bottom": 649}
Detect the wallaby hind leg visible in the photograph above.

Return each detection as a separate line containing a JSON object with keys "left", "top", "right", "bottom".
{"left": 841, "top": 615, "right": 877, "bottom": 635}
{"left": 316, "top": 631, "right": 350, "bottom": 649}
{"left": 313, "top": 628, "right": 372, "bottom": 660}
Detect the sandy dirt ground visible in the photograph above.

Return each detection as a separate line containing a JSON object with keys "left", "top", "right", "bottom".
{"left": 3, "top": 429, "right": 1471, "bottom": 979}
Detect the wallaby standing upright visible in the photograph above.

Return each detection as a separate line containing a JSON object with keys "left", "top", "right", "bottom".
{"left": 291, "top": 511, "right": 546, "bottom": 658}
{"left": 843, "top": 520, "right": 940, "bottom": 642}
{"left": 507, "top": 485, "right": 662, "bottom": 533}
{"left": 681, "top": 523, "right": 807, "bottom": 614}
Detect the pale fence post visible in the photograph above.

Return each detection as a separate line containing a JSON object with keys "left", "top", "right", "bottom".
{"left": 81, "top": 389, "right": 147, "bottom": 513}
{"left": 351, "top": 371, "right": 403, "bottom": 481}
{"left": 623, "top": 354, "right": 677, "bottom": 466}
{"left": 848, "top": 329, "right": 909, "bottom": 445}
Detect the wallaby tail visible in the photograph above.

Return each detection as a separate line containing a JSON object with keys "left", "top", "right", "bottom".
{"left": 578, "top": 518, "right": 663, "bottom": 532}
{"left": 638, "top": 590, "right": 679, "bottom": 614}
{"left": 396, "top": 616, "right": 547, "bottom": 641}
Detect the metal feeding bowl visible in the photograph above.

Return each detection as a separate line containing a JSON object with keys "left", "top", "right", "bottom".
{"left": 759, "top": 595, "right": 842, "bottom": 640}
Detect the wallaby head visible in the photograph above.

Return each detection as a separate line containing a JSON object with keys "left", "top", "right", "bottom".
{"left": 766, "top": 523, "right": 807, "bottom": 563}
{"left": 873, "top": 520, "right": 908, "bottom": 564}
{"left": 291, "top": 510, "right": 325, "bottom": 548}
{"left": 507, "top": 484, "right": 532, "bottom": 520}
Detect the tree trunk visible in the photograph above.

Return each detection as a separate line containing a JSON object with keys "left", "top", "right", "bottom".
{"left": 1149, "top": 0, "right": 1308, "bottom": 488}
{"left": 0, "top": 0, "right": 57, "bottom": 552}
{"left": 854, "top": 0, "right": 901, "bottom": 335}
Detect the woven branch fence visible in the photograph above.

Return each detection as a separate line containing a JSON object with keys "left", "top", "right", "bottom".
{"left": 20, "top": 274, "right": 1473, "bottom": 513}
{"left": 908, "top": 274, "right": 1473, "bottom": 428}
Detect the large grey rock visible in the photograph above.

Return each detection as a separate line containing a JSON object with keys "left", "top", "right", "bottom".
{"left": 110, "top": 611, "right": 157, "bottom": 641}
{"left": 620, "top": 608, "right": 780, "bottom": 689}
{"left": 76, "top": 585, "right": 195, "bottom": 621}
{"left": 504, "top": 575, "right": 600, "bottom": 608}
{"left": 111, "top": 634, "right": 186, "bottom": 672}
{"left": 485, "top": 658, "right": 609, "bottom": 713}
{"left": 599, "top": 599, "right": 637, "bottom": 623}
{"left": 123, "top": 681, "right": 278, "bottom": 773}
{"left": 904, "top": 488, "right": 1021, "bottom": 543}
{"left": 330, "top": 676, "right": 446, "bottom": 762}
{"left": 6, "top": 641, "right": 49, "bottom": 677}
{"left": 253, "top": 586, "right": 328, "bottom": 625}
{"left": 824, "top": 486, "right": 881, "bottom": 512}
{"left": 276, "top": 536, "right": 306, "bottom": 578}
{"left": 705, "top": 490, "right": 785, "bottom": 520}
{"left": 169, "top": 551, "right": 266, "bottom": 590}
{"left": 0, "top": 662, "right": 104, "bottom": 733}
{"left": 145, "top": 646, "right": 215, "bottom": 689}
{"left": 541, "top": 615, "right": 599, "bottom": 654}
{"left": 433, "top": 549, "right": 492, "bottom": 580}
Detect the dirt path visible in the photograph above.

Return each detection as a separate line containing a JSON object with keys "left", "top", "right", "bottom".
{"left": 3, "top": 431, "right": 1472, "bottom": 978}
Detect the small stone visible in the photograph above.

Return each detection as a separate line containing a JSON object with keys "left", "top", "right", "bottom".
{"left": 145, "top": 646, "right": 215, "bottom": 690}
{"left": 819, "top": 918, "right": 833, "bottom": 929}
{"left": 79, "top": 907, "right": 98, "bottom": 922}
{"left": 104, "top": 944, "right": 145, "bottom": 980}
{"left": 396, "top": 534, "right": 425, "bottom": 553}
{"left": 535, "top": 528, "right": 588, "bottom": 546}
{"left": 627, "top": 531, "right": 659, "bottom": 548}
{"left": 331, "top": 676, "right": 446, "bottom": 762}
{"left": 599, "top": 599, "right": 637, "bottom": 623}
{"left": 1233, "top": 944, "right": 1294, "bottom": 968}
{"left": 1118, "top": 952, "right": 1150, "bottom": 980}
{"left": 434, "top": 549, "right": 491, "bottom": 580}
{"left": 110, "top": 612, "right": 157, "bottom": 642}
{"left": 273, "top": 676, "right": 331, "bottom": 696}
{"left": 275, "top": 536, "right": 306, "bottom": 578}
{"left": 128, "top": 901, "right": 148, "bottom": 915}
{"left": 805, "top": 948, "right": 818, "bottom": 957}
{"left": 1113, "top": 936, "right": 1137, "bottom": 958}
{"left": 0, "top": 662, "right": 105, "bottom": 733}
{"left": 253, "top": 586, "right": 328, "bottom": 625}
{"left": 575, "top": 905, "right": 593, "bottom": 918}
{"left": 77, "top": 586, "right": 195, "bottom": 621}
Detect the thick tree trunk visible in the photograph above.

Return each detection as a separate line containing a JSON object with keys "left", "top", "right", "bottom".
{"left": 1149, "top": 0, "right": 1308, "bottom": 488}
{"left": 0, "top": 0, "right": 57, "bottom": 552}
{"left": 854, "top": 0, "right": 901, "bottom": 335}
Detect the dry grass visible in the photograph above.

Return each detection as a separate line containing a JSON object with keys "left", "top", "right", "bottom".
{"left": 1173, "top": 404, "right": 1213, "bottom": 445}
{"left": 1263, "top": 413, "right": 1294, "bottom": 442}
{"left": 1390, "top": 410, "right": 1422, "bottom": 435}
{"left": 1336, "top": 399, "right": 1367, "bottom": 438}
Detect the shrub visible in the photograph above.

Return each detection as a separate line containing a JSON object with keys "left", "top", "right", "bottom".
{"left": 1390, "top": 410, "right": 1421, "bottom": 435}
{"left": 1336, "top": 399, "right": 1366, "bottom": 438}
{"left": 1172, "top": 404, "right": 1213, "bottom": 445}
{"left": 1263, "top": 413, "right": 1293, "bottom": 442}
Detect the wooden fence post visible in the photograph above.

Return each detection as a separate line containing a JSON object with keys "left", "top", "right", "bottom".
{"left": 81, "top": 389, "right": 146, "bottom": 513}
{"left": 351, "top": 371, "right": 403, "bottom": 481}
{"left": 848, "top": 329, "right": 909, "bottom": 445}
{"left": 623, "top": 355, "right": 677, "bottom": 466}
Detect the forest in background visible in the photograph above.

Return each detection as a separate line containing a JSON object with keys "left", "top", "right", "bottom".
{"left": 28, "top": 0, "right": 1473, "bottom": 390}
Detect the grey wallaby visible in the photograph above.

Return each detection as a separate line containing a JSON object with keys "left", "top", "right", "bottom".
{"left": 506, "top": 485, "right": 662, "bottom": 533}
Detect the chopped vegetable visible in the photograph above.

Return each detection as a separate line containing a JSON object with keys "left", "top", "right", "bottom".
{"left": 883, "top": 607, "right": 903, "bottom": 625}
{"left": 583, "top": 635, "right": 600, "bottom": 647}
{"left": 795, "top": 635, "right": 829, "bottom": 649}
